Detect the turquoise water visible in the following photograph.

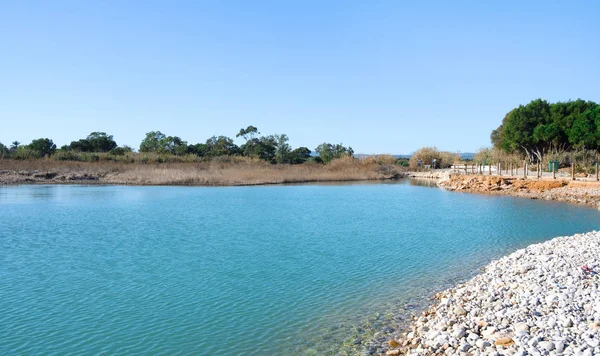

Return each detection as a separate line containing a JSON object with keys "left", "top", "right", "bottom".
{"left": 1, "top": 181, "right": 599, "bottom": 355}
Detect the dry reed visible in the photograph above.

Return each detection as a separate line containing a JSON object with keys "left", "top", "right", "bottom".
{"left": 0, "top": 157, "right": 404, "bottom": 186}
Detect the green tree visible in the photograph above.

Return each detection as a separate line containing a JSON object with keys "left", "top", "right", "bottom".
{"left": 27, "top": 138, "right": 56, "bottom": 157}
{"left": 289, "top": 147, "right": 311, "bottom": 164}
{"left": 315, "top": 143, "right": 352, "bottom": 163}
{"left": 236, "top": 126, "right": 260, "bottom": 141}
{"left": 568, "top": 109, "right": 598, "bottom": 149}
{"left": 0, "top": 142, "right": 8, "bottom": 158}
{"left": 140, "top": 131, "right": 167, "bottom": 152}
{"left": 205, "top": 136, "right": 240, "bottom": 157}
{"left": 139, "top": 131, "right": 187, "bottom": 155}
{"left": 162, "top": 136, "right": 188, "bottom": 155}
{"left": 274, "top": 134, "right": 291, "bottom": 164}
{"left": 87, "top": 132, "right": 118, "bottom": 152}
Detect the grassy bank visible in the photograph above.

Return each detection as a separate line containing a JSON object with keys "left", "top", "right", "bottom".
{"left": 0, "top": 156, "right": 404, "bottom": 186}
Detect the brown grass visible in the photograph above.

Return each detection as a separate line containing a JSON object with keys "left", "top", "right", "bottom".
{"left": 0, "top": 157, "right": 405, "bottom": 186}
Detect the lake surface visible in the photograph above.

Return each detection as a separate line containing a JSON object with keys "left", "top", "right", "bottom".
{"left": 1, "top": 181, "right": 599, "bottom": 355}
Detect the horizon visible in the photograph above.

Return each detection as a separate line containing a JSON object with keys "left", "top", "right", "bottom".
{"left": 1, "top": 1, "right": 598, "bottom": 154}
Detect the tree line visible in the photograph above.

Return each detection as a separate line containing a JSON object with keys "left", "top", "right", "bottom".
{"left": 0, "top": 126, "right": 354, "bottom": 164}
{"left": 491, "top": 99, "right": 600, "bottom": 162}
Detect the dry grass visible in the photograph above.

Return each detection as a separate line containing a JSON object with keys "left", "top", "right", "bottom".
{"left": 0, "top": 157, "right": 405, "bottom": 186}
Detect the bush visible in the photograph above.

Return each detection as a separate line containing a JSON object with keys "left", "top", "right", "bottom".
{"left": 54, "top": 150, "right": 82, "bottom": 161}
{"left": 12, "top": 147, "right": 42, "bottom": 160}
{"left": 409, "top": 147, "right": 458, "bottom": 169}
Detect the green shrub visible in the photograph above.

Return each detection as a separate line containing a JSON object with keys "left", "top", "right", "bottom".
{"left": 12, "top": 147, "right": 42, "bottom": 160}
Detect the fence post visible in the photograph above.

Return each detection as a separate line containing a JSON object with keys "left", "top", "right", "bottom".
{"left": 571, "top": 162, "right": 575, "bottom": 181}
{"left": 552, "top": 162, "right": 556, "bottom": 180}
{"left": 597, "top": 162, "right": 599, "bottom": 182}
{"left": 524, "top": 163, "right": 527, "bottom": 179}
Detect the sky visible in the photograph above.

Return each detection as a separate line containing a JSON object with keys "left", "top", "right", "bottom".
{"left": 0, "top": 0, "right": 599, "bottom": 154}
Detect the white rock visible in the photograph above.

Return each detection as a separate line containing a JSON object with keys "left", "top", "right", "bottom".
{"left": 538, "top": 341, "right": 555, "bottom": 351}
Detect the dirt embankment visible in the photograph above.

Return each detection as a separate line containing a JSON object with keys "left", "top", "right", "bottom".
{"left": 440, "top": 175, "right": 600, "bottom": 208}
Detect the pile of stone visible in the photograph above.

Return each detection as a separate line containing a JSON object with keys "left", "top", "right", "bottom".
{"left": 385, "top": 231, "right": 600, "bottom": 355}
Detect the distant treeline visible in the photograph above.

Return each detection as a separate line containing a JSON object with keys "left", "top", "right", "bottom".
{"left": 0, "top": 126, "right": 363, "bottom": 165}
{"left": 491, "top": 99, "right": 600, "bottom": 161}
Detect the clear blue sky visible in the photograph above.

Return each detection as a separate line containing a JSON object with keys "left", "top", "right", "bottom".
{"left": 1, "top": 0, "right": 598, "bottom": 154}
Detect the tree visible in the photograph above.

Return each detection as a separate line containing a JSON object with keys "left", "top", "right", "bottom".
{"left": 0, "top": 142, "right": 8, "bottom": 158}
{"left": 139, "top": 131, "right": 187, "bottom": 155}
{"left": 492, "top": 99, "right": 600, "bottom": 160}
{"left": 289, "top": 147, "right": 311, "bottom": 164}
{"left": 11, "top": 141, "right": 20, "bottom": 150}
{"left": 568, "top": 108, "right": 598, "bottom": 149}
{"left": 87, "top": 132, "right": 118, "bottom": 152}
{"left": 140, "top": 131, "right": 167, "bottom": 153}
{"left": 27, "top": 138, "right": 56, "bottom": 157}
{"left": 187, "top": 143, "right": 208, "bottom": 157}
{"left": 274, "top": 134, "right": 291, "bottom": 164}
{"left": 161, "top": 135, "right": 188, "bottom": 155}
{"left": 236, "top": 126, "right": 260, "bottom": 141}
{"left": 239, "top": 134, "right": 277, "bottom": 162}
{"left": 205, "top": 136, "right": 240, "bottom": 157}
{"left": 315, "top": 142, "right": 352, "bottom": 163}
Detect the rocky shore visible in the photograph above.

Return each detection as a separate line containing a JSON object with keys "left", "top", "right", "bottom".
{"left": 378, "top": 231, "right": 600, "bottom": 355}
{"left": 356, "top": 174, "right": 600, "bottom": 356}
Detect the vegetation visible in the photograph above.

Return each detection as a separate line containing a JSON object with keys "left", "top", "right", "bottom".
{"left": 0, "top": 156, "right": 405, "bottom": 186}
{"left": 491, "top": 99, "right": 600, "bottom": 162}
{"left": 0, "top": 126, "right": 365, "bottom": 169}
{"left": 408, "top": 147, "right": 459, "bottom": 169}
{"left": 315, "top": 143, "right": 353, "bottom": 163}
{"left": 65, "top": 132, "right": 118, "bottom": 153}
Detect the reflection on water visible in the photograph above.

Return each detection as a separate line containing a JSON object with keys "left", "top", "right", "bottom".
{"left": 408, "top": 178, "right": 440, "bottom": 188}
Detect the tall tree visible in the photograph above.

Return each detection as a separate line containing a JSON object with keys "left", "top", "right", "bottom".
{"left": 139, "top": 131, "right": 167, "bottom": 153}
{"left": 205, "top": 136, "right": 240, "bottom": 157}
{"left": 274, "top": 134, "right": 291, "bottom": 164}
{"left": 315, "top": 142, "right": 352, "bottom": 163}
{"left": 27, "top": 138, "right": 56, "bottom": 157}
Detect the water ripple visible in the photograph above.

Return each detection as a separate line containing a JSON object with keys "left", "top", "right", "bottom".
{"left": 0, "top": 183, "right": 599, "bottom": 355}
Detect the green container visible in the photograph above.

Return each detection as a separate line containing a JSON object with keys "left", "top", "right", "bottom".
{"left": 548, "top": 161, "right": 559, "bottom": 172}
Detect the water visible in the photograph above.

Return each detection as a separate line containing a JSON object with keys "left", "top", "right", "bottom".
{"left": 1, "top": 181, "right": 599, "bottom": 355}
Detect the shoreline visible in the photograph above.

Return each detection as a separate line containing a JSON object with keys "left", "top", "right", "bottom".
{"left": 361, "top": 174, "right": 600, "bottom": 355}
{"left": 439, "top": 174, "right": 600, "bottom": 209}
{"left": 0, "top": 159, "right": 405, "bottom": 187}
{"left": 382, "top": 231, "right": 600, "bottom": 355}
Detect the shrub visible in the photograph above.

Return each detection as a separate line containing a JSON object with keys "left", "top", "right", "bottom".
{"left": 409, "top": 147, "right": 458, "bottom": 169}
{"left": 12, "top": 147, "right": 42, "bottom": 160}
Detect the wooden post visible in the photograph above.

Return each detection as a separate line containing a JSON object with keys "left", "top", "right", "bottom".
{"left": 537, "top": 163, "right": 540, "bottom": 179}
{"left": 524, "top": 163, "right": 527, "bottom": 179}
{"left": 498, "top": 163, "right": 501, "bottom": 176}
{"left": 488, "top": 163, "right": 491, "bottom": 175}
{"left": 552, "top": 162, "right": 556, "bottom": 180}
{"left": 571, "top": 162, "right": 575, "bottom": 181}
{"left": 596, "top": 162, "right": 599, "bottom": 182}
{"left": 464, "top": 164, "right": 467, "bottom": 174}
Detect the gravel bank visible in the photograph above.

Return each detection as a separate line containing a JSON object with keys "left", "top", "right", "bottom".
{"left": 381, "top": 231, "right": 600, "bottom": 356}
